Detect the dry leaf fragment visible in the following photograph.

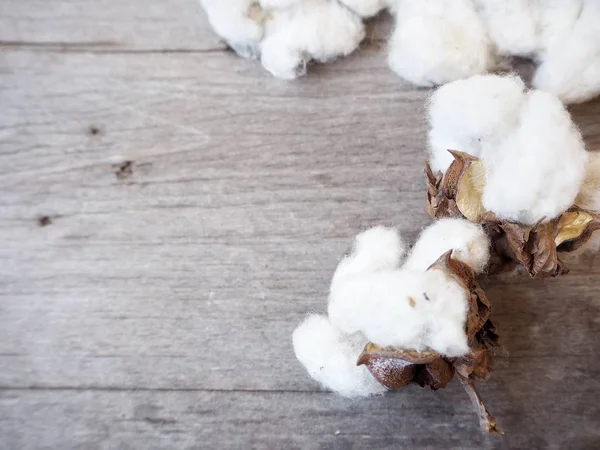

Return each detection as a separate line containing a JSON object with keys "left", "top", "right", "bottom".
{"left": 453, "top": 320, "right": 500, "bottom": 382}
{"left": 458, "top": 375, "right": 503, "bottom": 434}
{"left": 413, "top": 358, "right": 454, "bottom": 390}
{"left": 444, "top": 150, "right": 478, "bottom": 198}
{"left": 425, "top": 162, "right": 460, "bottom": 220}
{"left": 357, "top": 344, "right": 455, "bottom": 391}
{"left": 456, "top": 158, "right": 487, "bottom": 222}
{"left": 426, "top": 150, "right": 485, "bottom": 221}
{"left": 357, "top": 344, "right": 439, "bottom": 390}
{"left": 555, "top": 207, "right": 600, "bottom": 252}
{"left": 526, "top": 218, "right": 568, "bottom": 277}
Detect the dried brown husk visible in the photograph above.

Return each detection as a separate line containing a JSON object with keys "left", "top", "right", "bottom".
{"left": 425, "top": 151, "right": 600, "bottom": 278}
{"left": 357, "top": 251, "right": 503, "bottom": 434}
{"left": 556, "top": 208, "right": 600, "bottom": 252}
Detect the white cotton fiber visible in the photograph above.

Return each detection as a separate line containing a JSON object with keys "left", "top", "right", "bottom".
{"left": 260, "top": 0, "right": 302, "bottom": 8}
{"left": 331, "top": 226, "right": 406, "bottom": 284}
{"left": 481, "top": 90, "right": 588, "bottom": 224}
{"left": 388, "top": 0, "right": 492, "bottom": 87}
{"left": 292, "top": 314, "right": 387, "bottom": 397}
{"left": 474, "top": 0, "right": 539, "bottom": 56}
{"left": 427, "top": 74, "right": 588, "bottom": 224}
{"left": 199, "top": 0, "right": 264, "bottom": 58}
{"left": 338, "top": 0, "right": 390, "bottom": 18}
{"left": 535, "top": 0, "right": 582, "bottom": 51}
{"left": 427, "top": 75, "right": 526, "bottom": 173}
{"left": 329, "top": 268, "right": 470, "bottom": 357}
{"left": 260, "top": 0, "right": 365, "bottom": 79}
{"left": 404, "top": 219, "right": 490, "bottom": 273}
{"left": 533, "top": 0, "right": 600, "bottom": 104}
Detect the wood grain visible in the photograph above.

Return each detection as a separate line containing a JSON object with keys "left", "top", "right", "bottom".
{"left": 2, "top": 374, "right": 599, "bottom": 450}
{"left": 0, "top": 0, "right": 393, "bottom": 52}
{"left": 0, "top": 0, "right": 223, "bottom": 51}
{"left": 1, "top": 5, "right": 600, "bottom": 449}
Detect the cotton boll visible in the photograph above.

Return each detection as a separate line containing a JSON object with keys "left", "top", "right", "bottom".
{"left": 474, "top": 0, "right": 539, "bottom": 56}
{"left": 292, "top": 315, "right": 387, "bottom": 396}
{"left": 404, "top": 219, "right": 490, "bottom": 273}
{"left": 427, "top": 74, "right": 588, "bottom": 223}
{"left": 260, "top": 0, "right": 365, "bottom": 79}
{"left": 331, "top": 226, "right": 406, "bottom": 286}
{"left": 338, "top": 0, "right": 390, "bottom": 18}
{"left": 199, "top": 0, "right": 264, "bottom": 58}
{"left": 328, "top": 269, "right": 469, "bottom": 357}
{"left": 533, "top": 0, "right": 600, "bottom": 104}
{"left": 427, "top": 75, "right": 526, "bottom": 173}
{"left": 388, "top": 0, "right": 493, "bottom": 88}
{"left": 481, "top": 90, "right": 588, "bottom": 224}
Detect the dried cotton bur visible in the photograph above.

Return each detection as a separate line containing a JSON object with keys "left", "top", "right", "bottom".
{"left": 425, "top": 74, "right": 600, "bottom": 278}
{"left": 293, "top": 222, "right": 505, "bottom": 433}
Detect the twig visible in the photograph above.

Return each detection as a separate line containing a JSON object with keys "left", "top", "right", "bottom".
{"left": 458, "top": 375, "right": 503, "bottom": 434}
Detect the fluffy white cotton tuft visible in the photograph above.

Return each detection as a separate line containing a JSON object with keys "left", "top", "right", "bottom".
{"left": 292, "top": 314, "right": 387, "bottom": 397}
{"left": 199, "top": 0, "right": 264, "bottom": 58}
{"left": 329, "top": 268, "right": 470, "bottom": 357}
{"left": 404, "top": 219, "right": 490, "bottom": 273}
{"left": 331, "top": 226, "right": 406, "bottom": 284}
{"left": 388, "top": 0, "right": 492, "bottom": 87}
{"left": 533, "top": 0, "right": 600, "bottom": 104}
{"left": 473, "top": 0, "right": 539, "bottom": 56}
{"left": 338, "top": 0, "right": 390, "bottom": 18}
{"left": 481, "top": 90, "right": 588, "bottom": 224}
{"left": 260, "top": 0, "right": 365, "bottom": 79}
{"left": 427, "top": 74, "right": 588, "bottom": 224}
{"left": 427, "top": 75, "right": 526, "bottom": 173}
{"left": 535, "top": 0, "right": 582, "bottom": 51}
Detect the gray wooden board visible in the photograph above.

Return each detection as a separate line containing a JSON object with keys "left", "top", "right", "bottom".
{"left": 1, "top": 4, "right": 600, "bottom": 449}
{"left": 0, "top": 0, "right": 224, "bottom": 51}
{"left": 0, "top": 0, "right": 392, "bottom": 52}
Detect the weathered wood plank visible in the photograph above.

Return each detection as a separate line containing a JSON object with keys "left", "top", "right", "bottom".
{"left": 2, "top": 50, "right": 599, "bottom": 393}
{"left": 2, "top": 363, "right": 600, "bottom": 450}
{"left": 1, "top": 31, "right": 600, "bottom": 449}
{"left": 1, "top": 49, "right": 600, "bottom": 394}
{"left": 0, "top": 0, "right": 223, "bottom": 51}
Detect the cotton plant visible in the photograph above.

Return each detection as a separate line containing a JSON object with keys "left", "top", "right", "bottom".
{"left": 425, "top": 74, "right": 600, "bottom": 278}
{"left": 294, "top": 221, "right": 503, "bottom": 433}
{"left": 198, "top": 0, "right": 600, "bottom": 104}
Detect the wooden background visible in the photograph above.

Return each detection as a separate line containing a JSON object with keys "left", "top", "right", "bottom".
{"left": 1, "top": 1, "right": 600, "bottom": 449}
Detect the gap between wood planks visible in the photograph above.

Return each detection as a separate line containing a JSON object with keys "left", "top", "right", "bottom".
{"left": 0, "top": 40, "right": 228, "bottom": 54}
{"left": 0, "top": 386, "right": 324, "bottom": 393}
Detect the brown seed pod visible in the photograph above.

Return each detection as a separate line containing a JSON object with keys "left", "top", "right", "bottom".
{"left": 357, "top": 252, "right": 503, "bottom": 434}
{"left": 425, "top": 151, "right": 600, "bottom": 278}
